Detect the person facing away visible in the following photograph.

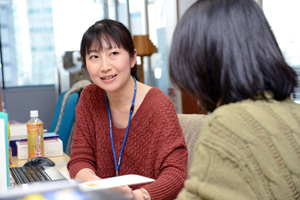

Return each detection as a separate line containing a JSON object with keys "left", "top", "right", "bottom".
{"left": 67, "top": 19, "right": 188, "bottom": 200}
{"left": 169, "top": 0, "right": 300, "bottom": 199}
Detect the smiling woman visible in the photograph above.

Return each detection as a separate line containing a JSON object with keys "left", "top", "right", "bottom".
{"left": 67, "top": 19, "right": 188, "bottom": 200}
{"left": 85, "top": 40, "right": 136, "bottom": 93}
{"left": 81, "top": 20, "right": 138, "bottom": 81}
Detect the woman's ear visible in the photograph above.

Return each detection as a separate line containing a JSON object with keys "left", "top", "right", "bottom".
{"left": 130, "top": 49, "right": 137, "bottom": 68}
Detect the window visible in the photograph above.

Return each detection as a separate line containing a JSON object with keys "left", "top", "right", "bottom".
{"left": 263, "top": 0, "right": 300, "bottom": 102}
{"left": 0, "top": 1, "right": 16, "bottom": 88}
{"left": 0, "top": 0, "right": 103, "bottom": 88}
{"left": 117, "top": 0, "right": 129, "bottom": 28}
{"left": 0, "top": 0, "right": 176, "bottom": 99}
{"left": 147, "top": 0, "right": 177, "bottom": 95}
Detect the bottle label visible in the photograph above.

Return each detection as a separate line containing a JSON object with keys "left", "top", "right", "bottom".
{"left": 27, "top": 122, "right": 44, "bottom": 158}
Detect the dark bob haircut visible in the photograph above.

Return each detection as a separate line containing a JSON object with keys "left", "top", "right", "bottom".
{"left": 169, "top": 0, "right": 298, "bottom": 112}
{"left": 80, "top": 19, "right": 138, "bottom": 80}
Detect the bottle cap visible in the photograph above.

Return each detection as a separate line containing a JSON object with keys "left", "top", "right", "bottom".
{"left": 30, "top": 110, "right": 39, "bottom": 118}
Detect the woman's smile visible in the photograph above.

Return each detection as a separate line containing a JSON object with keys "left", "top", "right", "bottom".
{"left": 101, "top": 74, "right": 117, "bottom": 80}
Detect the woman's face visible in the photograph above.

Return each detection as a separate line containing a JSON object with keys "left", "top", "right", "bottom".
{"left": 85, "top": 39, "right": 137, "bottom": 93}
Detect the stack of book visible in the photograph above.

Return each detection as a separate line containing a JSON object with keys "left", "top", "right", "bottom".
{"left": 16, "top": 137, "right": 63, "bottom": 159}
{"left": 9, "top": 124, "right": 62, "bottom": 158}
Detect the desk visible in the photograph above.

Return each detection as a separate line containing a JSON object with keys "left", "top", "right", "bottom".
{"left": 11, "top": 153, "right": 70, "bottom": 180}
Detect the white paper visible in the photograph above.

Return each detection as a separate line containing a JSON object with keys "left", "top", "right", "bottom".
{"left": 79, "top": 174, "right": 155, "bottom": 192}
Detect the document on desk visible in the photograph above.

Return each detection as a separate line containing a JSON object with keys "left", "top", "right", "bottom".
{"left": 79, "top": 174, "right": 155, "bottom": 192}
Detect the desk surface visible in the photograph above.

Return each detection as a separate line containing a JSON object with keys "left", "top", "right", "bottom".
{"left": 11, "top": 153, "right": 71, "bottom": 180}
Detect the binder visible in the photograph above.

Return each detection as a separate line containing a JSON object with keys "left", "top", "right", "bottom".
{"left": 0, "top": 112, "right": 9, "bottom": 192}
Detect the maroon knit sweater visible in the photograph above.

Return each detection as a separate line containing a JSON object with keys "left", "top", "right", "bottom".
{"left": 67, "top": 84, "right": 188, "bottom": 200}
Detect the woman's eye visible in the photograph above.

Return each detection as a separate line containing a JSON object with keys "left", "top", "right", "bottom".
{"left": 111, "top": 51, "right": 118, "bottom": 56}
{"left": 89, "top": 55, "right": 98, "bottom": 59}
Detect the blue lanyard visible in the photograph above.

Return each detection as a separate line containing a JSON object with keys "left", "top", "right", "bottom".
{"left": 105, "top": 76, "right": 137, "bottom": 176}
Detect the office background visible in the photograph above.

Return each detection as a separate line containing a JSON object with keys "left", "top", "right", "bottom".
{"left": 0, "top": 0, "right": 299, "bottom": 130}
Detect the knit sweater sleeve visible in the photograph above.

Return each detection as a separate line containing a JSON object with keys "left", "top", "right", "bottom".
{"left": 139, "top": 88, "right": 188, "bottom": 200}
{"left": 67, "top": 85, "right": 99, "bottom": 178}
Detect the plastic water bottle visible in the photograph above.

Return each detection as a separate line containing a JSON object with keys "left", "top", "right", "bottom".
{"left": 27, "top": 110, "right": 44, "bottom": 159}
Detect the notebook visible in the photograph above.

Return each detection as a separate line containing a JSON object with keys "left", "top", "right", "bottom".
{"left": 10, "top": 165, "right": 66, "bottom": 185}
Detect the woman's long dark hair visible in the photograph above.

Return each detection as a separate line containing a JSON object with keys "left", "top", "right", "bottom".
{"left": 169, "top": 0, "right": 297, "bottom": 112}
{"left": 80, "top": 19, "right": 139, "bottom": 81}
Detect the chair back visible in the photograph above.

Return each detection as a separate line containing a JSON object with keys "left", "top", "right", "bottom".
{"left": 49, "top": 91, "right": 79, "bottom": 153}
{"left": 177, "top": 114, "right": 207, "bottom": 178}
{"left": 49, "top": 91, "right": 68, "bottom": 132}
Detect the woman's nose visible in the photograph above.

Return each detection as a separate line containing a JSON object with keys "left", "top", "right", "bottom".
{"left": 100, "top": 57, "right": 111, "bottom": 71}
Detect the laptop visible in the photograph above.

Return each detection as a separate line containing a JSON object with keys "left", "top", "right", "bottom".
{"left": 10, "top": 165, "right": 66, "bottom": 185}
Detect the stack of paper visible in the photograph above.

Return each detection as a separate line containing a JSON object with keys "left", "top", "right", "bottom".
{"left": 16, "top": 138, "right": 63, "bottom": 159}
{"left": 9, "top": 123, "right": 27, "bottom": 141}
